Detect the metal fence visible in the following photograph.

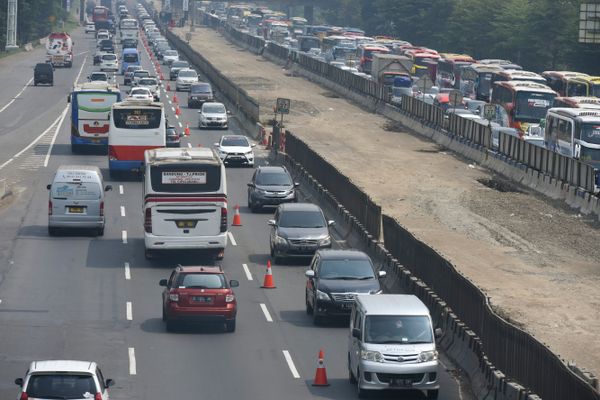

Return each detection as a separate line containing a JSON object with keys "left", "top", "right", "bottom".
{"left": 382, "top": 215, "right": 600, "bottom": 400}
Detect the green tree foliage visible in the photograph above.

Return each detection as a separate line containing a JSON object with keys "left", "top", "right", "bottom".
{"left": 317, "top": 0, "right": 600, "bottom": 74}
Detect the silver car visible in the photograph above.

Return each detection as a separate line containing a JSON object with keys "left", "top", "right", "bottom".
{"left": 175, "top": 68, "right": 198, "bottom": 91}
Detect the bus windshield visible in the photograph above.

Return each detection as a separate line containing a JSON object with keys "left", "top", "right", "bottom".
{"left": 123, "top": 53, "right": 138, "bottom": 63}
{"left": 515, "top": 92, "right": 554, "bottom": 122}
{"left": 592, "top": 84, "right": 600, "bottom": 98}
{"left": 113, "top": 109, "right": 162, "bottom": 129}
{"left": 580, "top": 146, "right": 600, "bottom": 163}
{"left": 581, "top": 124, "right": 600, "bottom": 145}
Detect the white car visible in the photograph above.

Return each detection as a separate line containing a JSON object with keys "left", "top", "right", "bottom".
{"left": 88, "top": 71, "right": 108, "bottom": 82}
{"left": 175, "top": 68, "right": 198, "bottom": 91}
{"left": 136, "top": 77, "right": 161, "bottom": 101}
{"left": 128, "top": 87, "right": 154, "bottom": 101}
{"left": 100, "top": 53, "right": 119, "bottom": 72}
{"left": 131, "top": 70, "right": 150, "bottom": 86}
{"left": 162, "top": 50, "right": 179, "bottom": 65}
{"left": 15, "top": 360, "right": 115, "bottom": 400}
{"left": 85, "top": 23, "right": 95, "bottom": 33}
{"left": 213, "top": 134, "right": 255, "bottom": 166}
{"left": 199, "top": 102, "right": 228, "bottom": 129}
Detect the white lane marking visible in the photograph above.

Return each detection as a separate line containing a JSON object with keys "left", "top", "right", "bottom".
{"left": 178, "top": 122, "right": 183, "bottom": 128}
{"left": 128, "top": 347, "right": 137, "bottom": 375}
{"left": 167, "top": 100, "right": 172, "bottom": 104}
{"left": 0, "top": 158, "right": 15, "bottom": 169}
{"left": 227, "top": 231, "right": 237, "bottom": 246}
{"left": 119, "top": 185, "right": 124, "bottom": 195}
{"left": 242, "top": 263, "right": 253, "bottom": 281}
{"left": 175, "top": 114, "right": 179, "bottom": 119}
{"left": 0, "top": 77, "right": 34, "bottom": 114}
{"left": 74, "top": 55, "right": 89, "bottom": 84}
{"left": 122, "top": 230, "right": 128, "bottom": 244}
{"left": 282, "top": 350, "right": 301, "bottom": 379}
{"left": 126, "top": 302, "right": 133, "bottom": 320}
{"left": 171, "top": 107, "right": 176, "bottom": 112}
{"left": 124, "top": 262, "right": 131, "bottom": 280}
{"left": 74, "top": 50, "right": 89, "bottom": 56}
{"left": 120, "top": 206, "right": 126, "bottom": 217}
{"left": 43, "top": 106, "right": 70, "bottom": 167}
{"left": 259, "top": 303, "right": 273, "bottom": 322}
{"left": 187, "top": 143, "right": 192, "bottom": 148}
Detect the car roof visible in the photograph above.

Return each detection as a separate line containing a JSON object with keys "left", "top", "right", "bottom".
{"left": 317, "top": 249, "right": 371, "bottom": 260}
{"left": 257, "top": 165, "right": 287, "bottom": 173}
{"left": 28, "top": 360, "right": 97, "bottom": 374}
{"left": 176, "top": 266, "right": 223, "bottom": 274}
{"left": 278, "top": 202, "right": 321, "bottom": 212}
{"left": 356, "top": 294, "right": 430, "bottom": 316}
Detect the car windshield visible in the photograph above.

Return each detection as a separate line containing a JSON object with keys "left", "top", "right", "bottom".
{"left": 256, "top": 171, "right": 292, "bottom": 186}
{"left": 191, "top": 85, "right": 211, "bottom": 94}
{"left": 26, "top": 374, "right": 97, "bottom": 399}
{"left": 178, "top": 70, "right": 197, "bottom": 78}
{"left": 164, "top": 50, "right": 178, "bottom": 56}
{"left": 90, "top": 74, "right": 106, "bottom": 81}
{"left": 365, "top": 315, "right": 433, "bottom": 344}
{"left": 319, "top": 259, "right": 375, "bottom": 279}
{"left": 179, "top": 273, "right": 226, "bottom": 289}
{"left": 204, "top": 104, "right": 226, "bottom": 114}
{"left": 134, "top": 71, "right": 149, "bottom": 78}
{"left": 139, "top": 79, "right": 157, "bottom": 86}
{"left": 172, "top": 61, "right": 189, "bottom": 68}
{"left": 221, "top": 136, "right": 248, "bottom": 147}
{"left": 127, "top": 66, "right": 142, "bottom": 73}
{"left": 102, "top": 54, "right": 116, "bottom": 60}
{"left": 278, "top": 209, "right": 325, "bottom": 228}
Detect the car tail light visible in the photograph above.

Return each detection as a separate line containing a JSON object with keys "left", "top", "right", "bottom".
{"left": 108, "top": 146, "right": 118, "bottom": 161}
{"left": 220, "top": 207, "right": 227, "bottom": 233}
{"left": 20, "top": 392, "right": 28, "bottom": 400}
{"left": 95, "top": 393, "right": 102, "bottom": 400}
{"left": 100, "top": 201, "right": 104, "bottom": 217}
{"left": 48, "top": 200, "right": 52, "bottom": 215}
{"left": 168, "top": 292, "right": 179, "bottom": 302}
{"left": 225, "top": 293, "right": 235, "bottom": 303}
{"left": 144, "top": 208, "right": 152, "bottom": 233}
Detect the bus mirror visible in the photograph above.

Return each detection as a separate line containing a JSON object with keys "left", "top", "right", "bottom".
{"left": 67, "top": 94, "right": 71, "bottom": 103}
{"left": 574, "top": 143, "right": 581, "bottom": 159}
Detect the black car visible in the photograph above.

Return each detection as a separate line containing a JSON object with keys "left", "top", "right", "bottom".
{"left": 34, "top": 63, "right": 54, "bottom": 86}
{"left": 188, "top": 82, "right": 214, "bottom": 108}
{"left": 166, "top": 125, "right": 183, "bottom": 147}
{"left": 170, "top": 60, "right": 189, "bottom": 80}
{"left": 248, "top": 166, "right": 298, "bottom": 212}
{"left": 122, "top": 38, "right": 138, "bottom": 49}
{"left": 99, "top": 39, "right": 115, "bottom": 53}
{"left": 305, "top": 249, "right": 386, "bottom": 324}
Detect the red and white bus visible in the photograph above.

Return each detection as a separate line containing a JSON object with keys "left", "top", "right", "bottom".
{"left": 435, "top": 53, "right": 475, "bottom": 89}
{"left": 108, "top": 99, "right": 166, "bottom": 177}
{"left": 356, "top": 44, "right": 389, "bottom": 74}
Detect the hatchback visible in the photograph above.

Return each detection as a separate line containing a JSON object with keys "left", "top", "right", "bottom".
{"left": 214, "top": 134, "right": 254, "bottom": 166}
{"left": 247, "top": 166, "right": 298, "bottom": 212}
{"left": 160, "top": 266, "right": 239, "bottom": 332}
{"left": 200, "top": 102, "right": 229, "bottom": 129}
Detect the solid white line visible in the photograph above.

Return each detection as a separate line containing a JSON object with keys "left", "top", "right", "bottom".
{"left": 126, "top": 302, "right": 133, "bottom": 320}
{"left": 259, "top": 303, "right": 273, "bottom": 322}
{"left": 119, "top": 185, "right": 124, "bottom": 195}
{"left": 0, "top": 158, "right": 14, "bottom": 169}
{"left": 122, "top": 230, "right": 128, "bottom": 244}
{"left": 282, "top": 350, "right": 300, "bottom": 379}
{"left": 242, "top": 263, "right": 253, "bottom": 281}
{"left": 227, "top": 231, "right": 237, "bottom": 246}
{"left": 0, "top": 77, "right": 33, "bottom": 114}
{"left": 74, "top": 55, "right": 89, "bottom": 85}
{"left": 43, "top": 106, "right": 69, "bottom": 167}
{"left": 124, "top": 262, "right": 131, "bottom": 280}
{"left": 120, "top": 206, "right": 126, "bottom": 217}
{"left": 187, "top": 143, "right": 192, "bottom": 148}
{"left": 128, "top": 347, "right": 137, "bottom": 375}
{"left": 74, "top": 50, "right": 89, "bottom": 56}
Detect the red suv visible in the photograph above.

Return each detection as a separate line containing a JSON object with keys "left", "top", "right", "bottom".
{"left": 160, "top": 266, "right": 239, "bottom": 332}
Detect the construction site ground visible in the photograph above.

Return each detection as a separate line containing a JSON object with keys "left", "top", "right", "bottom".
{"left": 173, "top": 25, "right": 600, "bottom": 375}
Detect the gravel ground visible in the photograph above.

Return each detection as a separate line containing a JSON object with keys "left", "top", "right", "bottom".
{"left": 173, "top": 25, "right": 600, "bottom": 376}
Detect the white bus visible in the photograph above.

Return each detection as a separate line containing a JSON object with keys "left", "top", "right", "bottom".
{"left": 545, "top": 108, "right": 600, "bottom": 162}
{"left": 119, "top": 18, "right": 139, "bottom": 42}
{"left": 108, "top": 99, "right": 166, "bottom": 177}
{"left": 143, "top": 147, "right": 228, "bottom": 260}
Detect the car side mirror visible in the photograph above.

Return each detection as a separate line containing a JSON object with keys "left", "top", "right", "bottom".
{"left": 213, "top": 142, "right": 219, "bottom": 147}
{"left": 105, "top": 379, "right": 115, "bottom": 388}
{"left": 327, "top": 220, "right": 335, "bottom": 227}
{"left": 46, "top": 184, "right": 52, "bottom": 190}
{"left": 159, "top": 279, "right": 168, "bottom": 287}
{"left": 305, "top": 270, "right": 315, "bottom": 278}
{"left": 352, "top": 328, "right": 361, "bottom": 339}
{"left": 67, "top": 94, "right": 71, "bottom": 103}
{"left": 378, "top": 270, "right": 387, "bottom": 279}
{"left": 15, "top": 378, "right": 23, "bottom": 387}
{"left": 247, "top": 182, "right": 254, "bottom": 187}
{"left": 229, "top": 279, "right": 240, "bottom": 288}
{"left": 435, "top": 328, "right": 443, "bottom": 338}
{"left": 104, "top": 185, "right": 113, "bottom": 192}
{"left": 267, "top": 219, "right": 276, "bottom": 226}
{"left": 294, "top": 182, "right": 300, "bottom": 187}
{"left": 227, "top": 110, "right": 231, "bottom": 115}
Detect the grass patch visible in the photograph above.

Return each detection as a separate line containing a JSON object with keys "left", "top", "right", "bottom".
{"left": 0, "top": 48, "right": 23, "bottom": 59}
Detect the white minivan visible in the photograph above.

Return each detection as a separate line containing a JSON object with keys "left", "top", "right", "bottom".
{"left": 143, "top": 147, "right": 228, "bottom": 259}
{"left": 348, "top": 294, "right": 442, "bottom": 399}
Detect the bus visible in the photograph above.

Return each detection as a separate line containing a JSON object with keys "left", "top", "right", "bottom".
{"left": 93, "top": 6, "right": 109, "bottom": 23}
{"left": 69, "top": 82, "right": 121, "bottom": 153}
{"left": 566, "top": 76, "right": 600, "bottom": 98}
{"left": 119, "top": 18, "right": 139, "bottom": 43}
{"left": 553, "top": 96, "right": 600, "bottom": 109}
{"left": 356, "top": 44, "right": 389, "bottom": 74}
{"left": 490, "top": 69, "right": 547, "bottom": 92}
{"left": 143, "top": 147, "right": 228, "bottom": 260}
{"left": 490, "top": 80, "right": 557, "bottom": 136}
{"left": 435, "top": 53, "right": 475, "bottom": 89}
{"left": 120, "top": 48, "right": 140, "bottom": 75}
{"left": 541, "top": 71, "right": 589, "bottom": 96}
{"left": 460, "top": 63, "right": 503, "bottom": 101}
{"left": 108, "top": 99, "right": 166, "bottom": 176}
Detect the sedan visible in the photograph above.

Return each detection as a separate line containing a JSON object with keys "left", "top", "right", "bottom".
{"left": 127, "top": 87, "right": 153, "bottom": 101}
{"left": 136, "top": 77, "right": 161, "bottom": 101}
{"left": 162, "top": 49, "right": 179, "bottom": 65}
{"left": 213, "top": 134, "right": 255, "bottom": 166}
{"left": 199, "top": 102, "right": 228, "bottom": 129}
{"left": 99, "top": 53, "right": 118, "bottom": 72}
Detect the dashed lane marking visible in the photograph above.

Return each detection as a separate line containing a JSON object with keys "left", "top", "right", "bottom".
{"left": 120, "top": 206, "right": 126, "bottom": 217}
{"left": 0, "top": 77, "right": 33, "bottom": 114}
{"left": 119, "top": 185, "right": 124, "bottom": 195}
{"left": 122, "top": 230, "right": 128, "bottom": 244}
{"left": 227, "top": 231, "right": 237, "bottom": 246}
{"left": 242, "top": 263, "right": 253, "bottom": 281}
{"left": 260, "top": 303, "right": 273, "bottom": 322}
{"left": 282, "top": 351, "right": 300, "bottom": 379}
{"left": 126, "top": 302, "right": 133, "bottom": 321}
{"left": 128, "top": 347, "right": 137, "bottom": 375}
{"left": 124, "top": 262, "right": 131, "bottom": 280}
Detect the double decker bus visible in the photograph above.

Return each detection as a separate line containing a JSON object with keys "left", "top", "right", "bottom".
{"left": 69, "top": 82, "right": 121, "bottom": 153}
{"left": 490, "top": 80, "right": 557, "bottom": 136}
{"left": 541, "top": 71, "right": 589, "bottom": 96}
{"left": 435, "top": 53, "right": 475, "bottom": 89}
{"left": 108, "top": 99, "right": 166, "bottom": 176}
{"left": 566, "top": 76, "right": 600, "bottom": 98}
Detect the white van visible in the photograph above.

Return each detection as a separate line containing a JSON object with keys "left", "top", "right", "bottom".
{"left": 143, "top": 147, "right": 228, "bottom": 259}
{"left": 348, "top": 294, "right": 441, "bottom": 399}
{"left": 47, "top": 165, "right": 112, "bottom": 236}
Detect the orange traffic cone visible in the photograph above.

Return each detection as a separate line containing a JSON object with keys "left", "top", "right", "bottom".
{"left": 261, "top": 260, "right": 276, "bottom": 289}
{"left": 160, "top": 72, "right": 164, "bottom": 80}
{"left": 184, "top": 122, "right": 190, "bottom": 136}
{"left": 175, "top": 105, "right": 181, "bottom": 116}
{"left": 173, "top": 93, "right": 178, "bottom": 103}
{"left": 232, "top": 204, "right": 242, "bottom": 226}
{"left": 166, "top": 82, "right": 171, "bottom": 91}
{"left": 312, "top": 349, "right": 329, "bottom": 386}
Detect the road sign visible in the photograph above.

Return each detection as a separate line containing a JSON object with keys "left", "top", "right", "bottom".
{"left": 484, "top": 104, "right": 496, "bottom": 120}
{"left": 276, "top": 97, "right": 291, "bottom": 114}
{"left": 448, "top": 90, "right": 463, "bottom": 106}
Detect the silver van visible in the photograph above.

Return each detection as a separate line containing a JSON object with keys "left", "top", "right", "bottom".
{"left": 348, "top": 294, "right": 441, "bottom": 399}
{"left": 47, "top": 165, "right": 112, "bottom": 236}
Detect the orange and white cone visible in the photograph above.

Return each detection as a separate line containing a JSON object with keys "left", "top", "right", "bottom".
{"left": 261, "top": 260, "right": 276, "bottom": 289}
{"left": 173, "top": 93, "right": 178, "bottom": 103}
{"left": 184, "top": 122, "right": 190, "bottom": 136}
{"left": 312, "top": 349, "right": 329, "bottom": 386}
{"left": 166, "top": 82, "right": 171, "bottom": 91}
{"left": 232, "top": 204, "right": 242, "bottom": 226}
{"left": 175, "top": 105, "right": 181, "bottom": 116}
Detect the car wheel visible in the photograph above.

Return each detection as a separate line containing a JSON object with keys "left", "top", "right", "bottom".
{"left": 162, "top": 305, "right": 167, "bottom": 321}
{"left": 427, "top": 390, "right": 439, "bottom": 399}
{"left": 225, "top": 319, "right": 236, "bottom": 332}
{"left": 348, "top": 355, "right": 357, "bottom": 384}
{"left": 305, "top": 293, "right": 313, "bottom": 315}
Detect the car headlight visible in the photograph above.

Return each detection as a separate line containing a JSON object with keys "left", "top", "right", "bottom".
{"left": 417, "top": 350, "right": 438, "bottom": 363}
{"left": 370, "top": 289, "right": 383, "bottom": 294}
{"left": 245, "top": 151, "right": 254, "bottom": 156}
{"left": 361, "top": 350, "right": 384, "bottom": 363}
{"left": 275, "top": 234, "right": 287, "bottom": 246}
{"left": 316, "top": 289, "right": 330, "bottom": 301}
{"left": 319, "top": 236, "right": 331, "bottom": 246}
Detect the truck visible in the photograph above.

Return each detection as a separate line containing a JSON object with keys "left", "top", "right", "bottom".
{"left": 46, "top": 32, "right": 73, "bottom": 68}
{"left": 371, "top": 54, "right": 413, "bottom": 83}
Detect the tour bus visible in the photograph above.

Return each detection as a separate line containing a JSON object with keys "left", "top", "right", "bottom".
{"left": 143, "top": 147, "right": 228, "bottom": 260}
{"left": 120, "top": 48, "right": 140, "bottom": 74}
{"left": 108, "top": 99, "right": 166, "bottom": 176}
{"left": 435, "top": 53, "right": 475, "bottom": 89}
{"left": 566, "top": 76, "right": 600, "bottom": 98}
{"left": 356, "top": 44, "right": 390, "bottom": 74}
{"left": 490, "top": 69, "right": 547, "bottom": 93}
{"left": 541, "top": 71, "right": 589, "bottom": 97}
{"left": 69, "top": 82, "right": 121, "bottom": 153}
{"left": 119, "top": 18, "right": 139, "bottom": 43}
{"left": 459, "top": 63, "right": 503, "bottom": 101}
{"left": 552, "top": 96, "right": 600, "bottom": 109}
{"left": 490, "top": 80, "right": 557, "bottom": 136}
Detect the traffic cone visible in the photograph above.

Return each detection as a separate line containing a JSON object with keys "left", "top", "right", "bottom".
{"left": 173, "top": 93, "right": 178, "bottom": 103}
{"left": 184, "top": 122, "right": 190, "bottom": 136}
{"left": 261, "top": 260, "right": 276, "bottom": 289}
{"left": 160, "top": 72, "right": 164, "bottom": 80}
{"left": 312, "top": 349, "right": 330, "bottom": 386}
{"left": 232, "top": 204, "right": 242, "bottom": 226}
{"left": 166, "top": 82, "right": 171, "bottom": 91}
{"left": 175, "top": 105, "right": 181, "bottom": 116}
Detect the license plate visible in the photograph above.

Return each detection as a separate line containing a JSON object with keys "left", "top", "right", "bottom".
{"left": 340, "top": 302, "right": 353, "bottom": 309}
{"left": 176, "top": 220, "right": 197, "bottom": 228}
{"left": 390, "top": 378, "right": 412, "bottom": 387}
{"left": 68, "top": 207, "right": 84, "bottom": 213}
{"left": 192, "top": 296, "right": 211, "bottom": 303}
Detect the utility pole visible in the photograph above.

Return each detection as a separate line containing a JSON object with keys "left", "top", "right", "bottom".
{"left": 5, "top": 0, "right": 19, "bottom": 51}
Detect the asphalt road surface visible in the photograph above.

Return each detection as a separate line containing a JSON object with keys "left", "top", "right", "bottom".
{"left": 0, "top": 25, "right": 473, "bottom": 400}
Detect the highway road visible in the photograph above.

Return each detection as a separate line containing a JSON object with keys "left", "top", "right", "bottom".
{"left": 0, "top": 24, "right": 472, "bottom": 400}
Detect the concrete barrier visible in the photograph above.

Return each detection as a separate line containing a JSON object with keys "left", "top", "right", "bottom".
{"left": 0, "top": 178, "right": 6, "bottom": 198}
